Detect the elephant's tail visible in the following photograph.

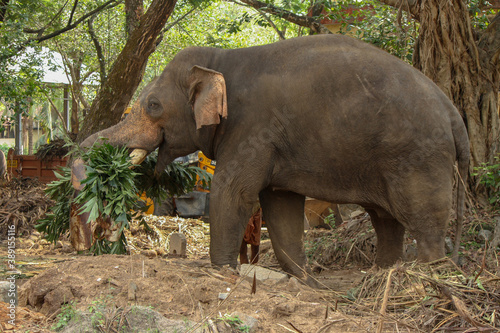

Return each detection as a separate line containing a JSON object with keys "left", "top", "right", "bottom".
{"left": 453, "top": 120, "right": 470, "bottom": 263}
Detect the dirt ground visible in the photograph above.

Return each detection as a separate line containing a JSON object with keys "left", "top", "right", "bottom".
{"left": 1, "top": 179, "right": 499, "bottom": 332}
{"left": 1, "top": 229, "right": 374, "bottom": 333}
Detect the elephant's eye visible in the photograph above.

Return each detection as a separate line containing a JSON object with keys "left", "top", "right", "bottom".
{"left": 147, "top": 98, "right": 162, "bottom": 116}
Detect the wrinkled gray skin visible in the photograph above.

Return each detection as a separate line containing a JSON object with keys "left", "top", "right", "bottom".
{"left": 82, "top": 35, "right": 469, "bottom": 283}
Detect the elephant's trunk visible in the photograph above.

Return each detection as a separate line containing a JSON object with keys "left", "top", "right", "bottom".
{"left": 80, "top": 121, "right": 149, "bottom": 165}
{"left": 80, "top": 121, "right": 128, "bottom": 148}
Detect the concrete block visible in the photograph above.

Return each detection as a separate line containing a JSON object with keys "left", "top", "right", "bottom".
{"left": 169, "top": 233, "right": 187, "bottom": 257}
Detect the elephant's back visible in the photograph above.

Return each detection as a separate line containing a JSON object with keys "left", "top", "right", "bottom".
{"left": 227, "top": 36, "right": 459, "bottom": 180}
{"left": 221, "top": 35, "right": 457, "bottom": 138}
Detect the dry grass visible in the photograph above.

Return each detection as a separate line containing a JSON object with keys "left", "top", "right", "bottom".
{"left": 0, "top": 177, "right": 51, "bottom": 239}
{"left": 306, "top": 215, "right": 376, "bottom": 268}
{"left": 125, "top": 214, "right": 210, "bottom": 257}
{"left": 341, "top": 259, "right": 500, "bottom": 332}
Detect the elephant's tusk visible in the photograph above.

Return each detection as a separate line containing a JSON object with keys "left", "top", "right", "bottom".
{"left": 129, "top": 149, "right": 148, "bottom": 166}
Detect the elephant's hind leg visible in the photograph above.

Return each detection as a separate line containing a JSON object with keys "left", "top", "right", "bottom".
{"left": 259, "top": 188, "right": 311, "bottom": 281}
{"left": 395, "top": 207, "right": 448, "bottom": 263}
{"left": 388, "top": 171, "right": 452, "bottom": 264}
{"left": 365, "top": 208, "right": 405, "bottom": 268}
{"left": 408, "top": 208, "right": 449, "bottom": 263}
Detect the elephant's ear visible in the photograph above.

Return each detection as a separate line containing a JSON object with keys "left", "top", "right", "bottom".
{"left": 189, "top": 66, "right": 228, "bottom": 129}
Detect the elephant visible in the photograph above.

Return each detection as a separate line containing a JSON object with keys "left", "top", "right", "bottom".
{"left": 80, "top": 34, "right": 469, "bottom": 284}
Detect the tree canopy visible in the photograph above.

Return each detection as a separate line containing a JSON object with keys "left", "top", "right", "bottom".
{"left": 1, "top": 0, "right": 500, "bottom": 197}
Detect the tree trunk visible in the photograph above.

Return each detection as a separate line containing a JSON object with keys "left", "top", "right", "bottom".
{"left": 70, "top": 55, "right": 83, "bottom": 135}
{"left": 87, "top": 15, "right": 107, "bottom": 86}
{"left": 377, "top": 0, "right": 500, "bottom": 197}
{"left": 27, "top": 115, "right": 33, "bottom": 155}
{"left": 125, "top": 0, "right": 144, "bottom": 38}
{"left": 77, "top": 0, "right": 177, "bottom": 143}
{"left": 413, "top": 0, "right": 500, "bottom": 171}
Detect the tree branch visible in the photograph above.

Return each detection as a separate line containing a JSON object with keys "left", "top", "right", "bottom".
{"left": 57, "top": 44, "right": 91, "bottom": 110}
{"left": 87, "top": 14, "right": 107, "bottom": 86}
{"left": 376, "top": 0, "right": 420, "bottom": 20}
{"left": 231, "top": 0, "right": 286, "bottom": 39}
{"left": 33, "top": 0, "right": 121, "bottom": 44}
{"left": 23, "top": 0, "right": 69, "bottom": 36}
{"left": 237, "top": 0, "right": 332, "bottom": 34}
{"left": 163, "top": 7, "right": 196, "bottom": 33}
{"left": 43, "top": 92, "right": 69, "bottom": 133}
{"left": 155, "top": 7, "right": 196, "bottom": 47}
{"left": 255, "top": 8, "right": 286, "bottom": 40}
{"left": 257, "top": 10, "right": 286, "bottom": 40}
{"left": 68, "top": 0, "right": 79, "bottom": 26}
{"left": 0, "top": 0, "right": 10, "bottom": 22}
{"left": 2, "top": 0, "right": 121, "bottom": 62}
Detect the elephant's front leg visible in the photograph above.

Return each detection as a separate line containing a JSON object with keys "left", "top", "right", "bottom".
{"left": 259, "top": 188, "right": 314, "bottom": 284}
{"left": 208, "top": 173, "right": 261, "bottom": 268}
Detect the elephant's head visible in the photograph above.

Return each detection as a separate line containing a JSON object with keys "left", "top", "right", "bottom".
{"left": 81, "top": 64, "right": 228, "bottom": 174}
{"left": 72, "top": 62, "right": 228, "bottom": 250}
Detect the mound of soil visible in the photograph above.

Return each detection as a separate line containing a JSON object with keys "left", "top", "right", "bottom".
{"left": 16, "top": 254, "right": 367, "bottom": 332}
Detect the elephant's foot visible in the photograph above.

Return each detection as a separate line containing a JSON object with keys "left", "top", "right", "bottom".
{"left": 210, "top": 263, "right": 239, "bottom": 276}
{"left": 210, "top": 251, "right": 239, "bottom": 269}
{"left": 409, "top": 210, "right": 448, "bottom": 263}
{"left": 376, "top": 252, "right": 404, "bottom": 268}
{"left": 296, "top": 274, "right": 323, "bottom": 289}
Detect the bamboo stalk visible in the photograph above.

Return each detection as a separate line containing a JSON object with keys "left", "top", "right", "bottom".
{"left": 376, "top": 267, "right": 396, "bottom": 333}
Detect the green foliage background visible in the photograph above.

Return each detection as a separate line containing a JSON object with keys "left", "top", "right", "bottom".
{"left": 474, "top": 154, "right": 500, "bottom": 210}
{"left": 1, "top": 0, "right": 496, "bottom": 123}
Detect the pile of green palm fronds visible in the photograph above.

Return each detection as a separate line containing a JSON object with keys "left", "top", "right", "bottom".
{"left": 37, "top": 141, "right": 212, "bottom": 255}
{"left": 344, "top": 259, "right": 500, "bottom": 332}
{"left": 35, "top": 167, "right": 73, "bottom": 243}
{"left": 36, "top": 142, "right": 138, "bottom": 254}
